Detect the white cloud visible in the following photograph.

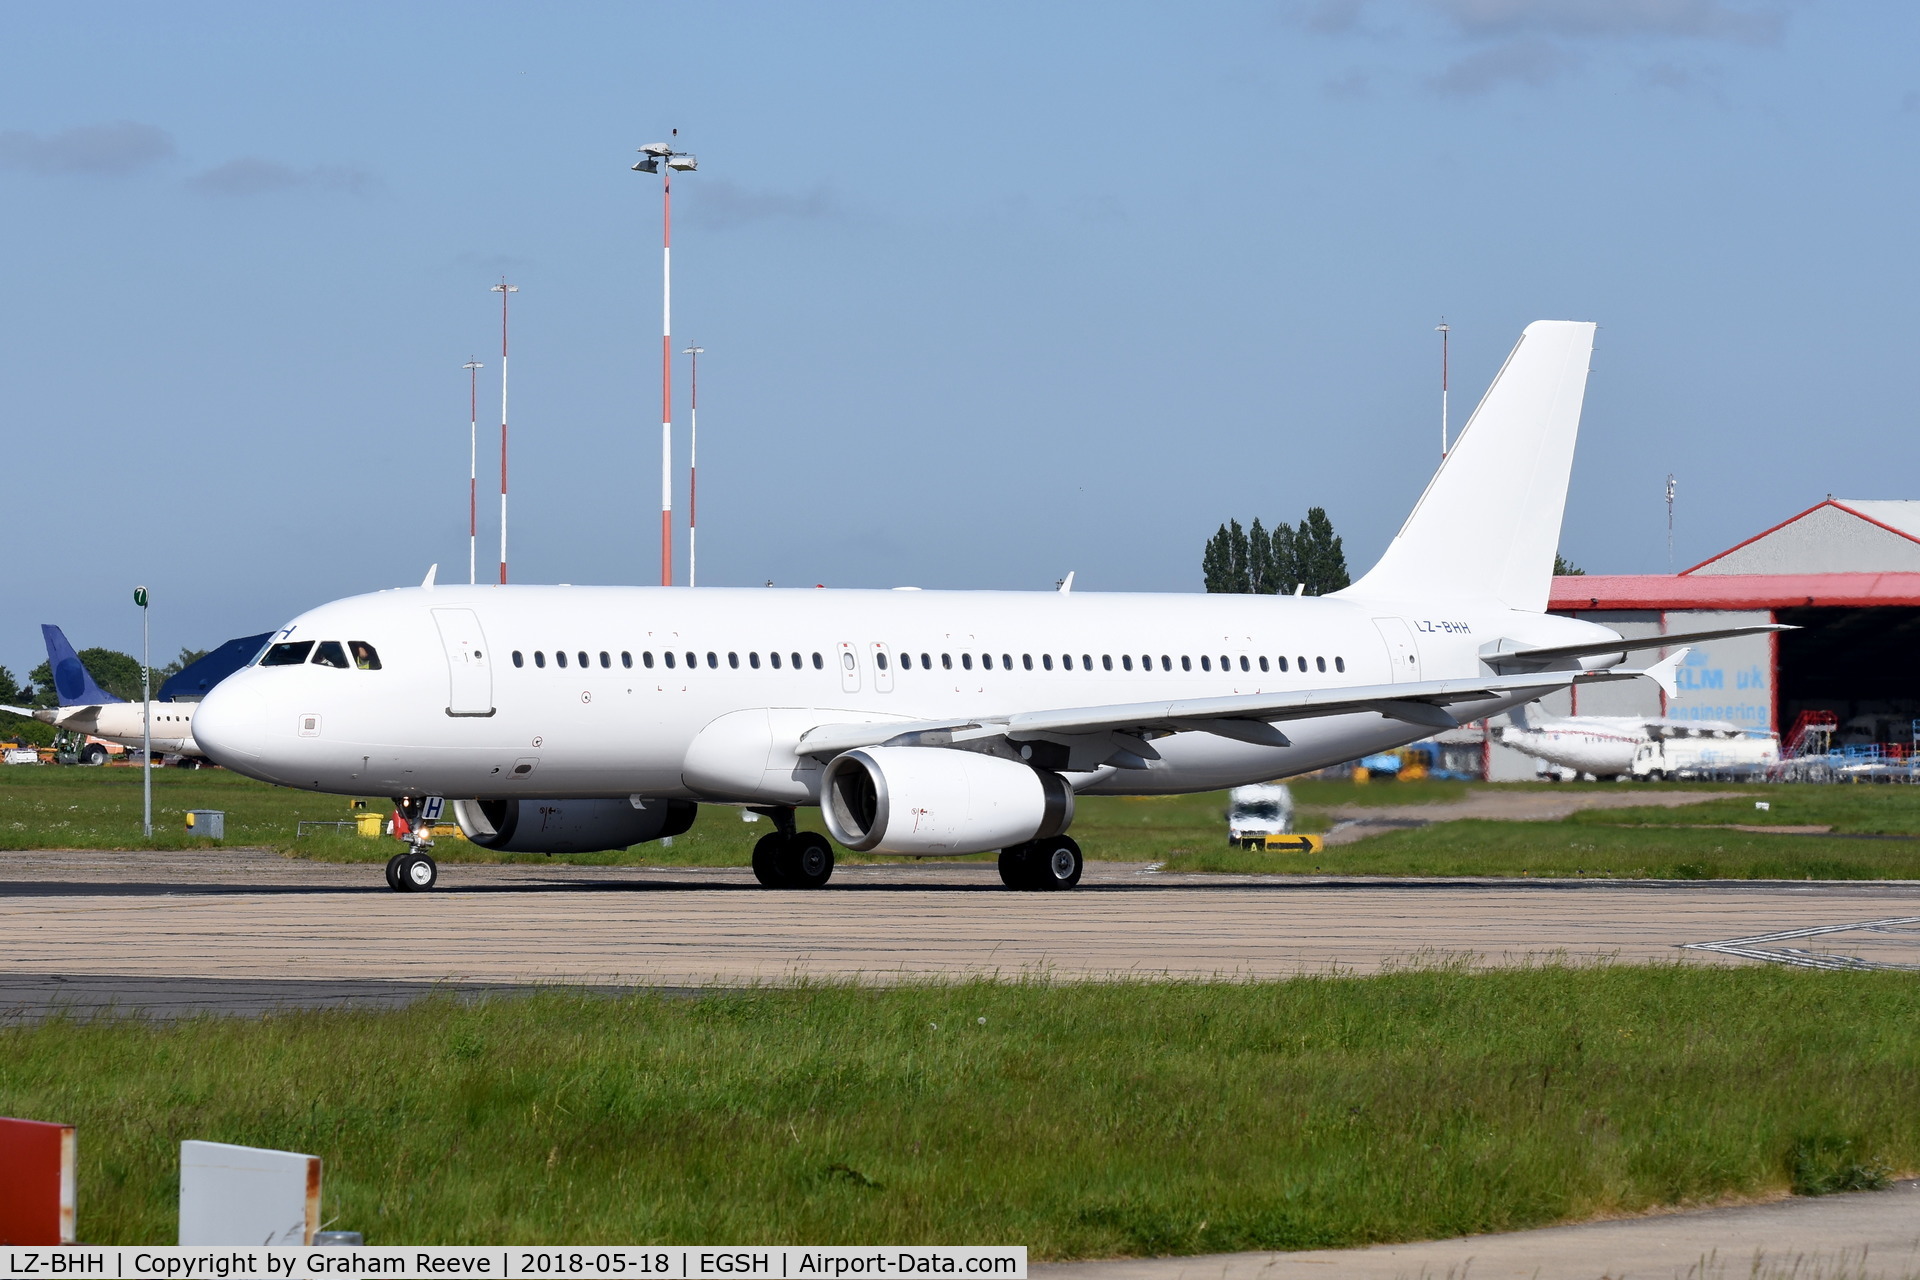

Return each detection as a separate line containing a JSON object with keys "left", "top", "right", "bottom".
{"left": 0, "top": 121, "right": 176, "bottom": 175}
{"left": 187, "top": 158, "right": 379, "bottom": 197}
{"left": 1429, "top": 37, "right": 1579, "bottom": 94}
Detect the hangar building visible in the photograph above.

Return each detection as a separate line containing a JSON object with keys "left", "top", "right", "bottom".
{"left": 1485, "top": 498, "right": 1920, "bottom": 778}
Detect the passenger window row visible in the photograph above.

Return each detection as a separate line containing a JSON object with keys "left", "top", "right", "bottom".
{"left": 259, "top": 640, "right": 383, "bottom": 670}
{"left": 505, "top": 647, "right": 1345, "bottom": 676}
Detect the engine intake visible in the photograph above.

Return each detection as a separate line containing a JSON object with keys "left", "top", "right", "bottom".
{"left": 453, "top": 797, "right": 696, "bottom": 854}
{"left": 821, "top": 746, "right": 1073, "bottom": 855}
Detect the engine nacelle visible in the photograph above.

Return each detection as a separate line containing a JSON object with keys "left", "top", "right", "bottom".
{"left": 820, "top": 746, "right": 1073, "bottom": 855}
{"left": 453, "top": 797, "right": 696, "bottom": 854}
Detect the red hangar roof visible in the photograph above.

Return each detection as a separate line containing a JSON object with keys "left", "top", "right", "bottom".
{"left": 1550, "top": 573, "right": 1920, "bottom": 612}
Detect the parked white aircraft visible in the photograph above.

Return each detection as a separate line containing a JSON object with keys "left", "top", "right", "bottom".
{"left": 3, "top": 626, "right": 202, "bottom": 762}
{"left": 194, "top": 321, "right": 1783, "bottom": 893}
{"left": 1496, "top": 703, "right": 1747, "bottom": 780}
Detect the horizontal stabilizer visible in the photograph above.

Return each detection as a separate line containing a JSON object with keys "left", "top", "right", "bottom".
{"left": 1486, "top": 623, "right": 1791, "bottom": 670}
{"left": 41, "top": 624, "right": 124, "bottom": 706}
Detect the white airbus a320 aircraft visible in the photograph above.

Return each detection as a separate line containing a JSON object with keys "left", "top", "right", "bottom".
{"left": 195, "top": 321, "right": 1779, "bottom": 893}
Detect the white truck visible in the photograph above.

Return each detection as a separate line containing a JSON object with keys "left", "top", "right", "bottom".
{"left": 1630, "top": 727, "right": 1779, "bottom": 781}
{"left": 1227, "top": 784, "right": 1302, "bottom": 849}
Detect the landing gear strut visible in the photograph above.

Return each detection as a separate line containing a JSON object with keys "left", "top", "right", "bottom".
{"left": 999, "top": 835, "right": 1083, "bottom": 890}
{"left": 749, "top": 809, "right": 835, "bottom": 889}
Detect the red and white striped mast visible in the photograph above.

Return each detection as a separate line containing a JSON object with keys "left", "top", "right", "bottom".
{"left": 491, "top": 280, "right": 517, "bottom": 584}
{"left": 634, "top": 134, "right": 697, "bottom": 586}
{"left": 1436, "top": 319, "right": 1450, "bottom": 460}
{"left": 684, "top": 344, "right": 704, "bottom": 586}
{"left": 463, "top": 358, "right": 483, "bottom": 584}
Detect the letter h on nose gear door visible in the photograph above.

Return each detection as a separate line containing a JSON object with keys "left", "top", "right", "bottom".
{"left": 433, "top": 608, "right": 496, "bottom": 716}
{"left": 1372, "top": 617, "right": 1422, "bottom": 683}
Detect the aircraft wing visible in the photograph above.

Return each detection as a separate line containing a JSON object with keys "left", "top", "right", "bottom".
{"left": 796, "top": 662, "right": 1676, "bottom": 760}
{"left": 1487, "top": 624, "right": 1790, "bottom": 669}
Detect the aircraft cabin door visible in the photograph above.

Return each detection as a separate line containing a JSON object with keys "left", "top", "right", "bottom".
{"left": 836, "top": 641, "right": 861, "bottom": 694}
{"left": 433, "top": 608, "right": 495, "bottom": 716}
{"left": 1372, "top": 617, "right": 1422, "bottom": 684}
{"left": 870, "top": 642, "right": 894, "bottom": 693}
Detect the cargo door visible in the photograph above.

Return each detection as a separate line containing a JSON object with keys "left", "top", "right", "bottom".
{"left": 1372, "top": 618, "right": 1422, "bottom": 683}
{"left": 433, "top": 608, "right": 495, "bottom": 716}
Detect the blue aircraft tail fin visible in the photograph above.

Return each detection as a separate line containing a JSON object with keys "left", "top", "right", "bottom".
{"left": 41, "top": 624, "right": 126, "bottom": 706}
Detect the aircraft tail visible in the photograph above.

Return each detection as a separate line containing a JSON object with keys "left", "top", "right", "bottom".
{"left": 1342, "top": 320, "right": 1596, "bottom": 613}
{"left": 41, "top": 624, "right": 126, "bottom": 706}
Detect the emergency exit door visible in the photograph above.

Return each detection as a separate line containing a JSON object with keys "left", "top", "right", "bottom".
{"left": 433, "top": 608, "right": 495, "bottom": 716}
{"left": 1373, "top": 617, "right": 1422, "bottom": 683}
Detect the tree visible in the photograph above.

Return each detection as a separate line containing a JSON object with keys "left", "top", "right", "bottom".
{"left": 1553, "top": 554, "right": 1585, "bottom": 576}
{"left": 0, "top": 666, "right": 54, "bottom": 746}
{"left": 28, "top": 647, "right": 148, "bottom": 706}
{"left": 1294, "top": 506, "right": 1350, "bottom": 596}
{"left": 1202, "top": 519, "right": 1253, "bottom": 593}
{"left": 1204, "top": 509, "right": 1344, "bottom": 594}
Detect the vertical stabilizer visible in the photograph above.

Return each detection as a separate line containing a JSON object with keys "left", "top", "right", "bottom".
{"left": 1342, "top": 320, "right": 1596, "bottom": 613}
{"left": 40, "top": 624, "right": 126, "bottom": 706}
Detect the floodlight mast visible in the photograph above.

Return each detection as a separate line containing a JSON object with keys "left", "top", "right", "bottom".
{"left": 491, "top": 282, "right": 518, "bottom": 584}
{"left": 684, "top": 345, "right": 704, "bottom": 586}
{"left": 633, "top": 133, "right": 697, "bottom": 585}
{"left": 463, "top": 359, "right": 484, "bottom": 584}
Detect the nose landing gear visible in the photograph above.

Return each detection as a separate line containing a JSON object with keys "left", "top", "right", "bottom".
{"left": 384, "top": 798, "right": 440, "bottom": 892}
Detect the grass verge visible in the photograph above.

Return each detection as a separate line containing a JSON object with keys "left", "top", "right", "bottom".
{"left": 1163, "top": 818, "right": 1920, "bottom": 879}
{"left": 3, "top": 966, "right": 1914, "bottom": 1250}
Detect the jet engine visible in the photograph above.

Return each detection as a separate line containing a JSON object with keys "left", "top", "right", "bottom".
{"left": 452, "top": 797, "right": 696, "bottom": 854}
{"left": 820, "top": 746, "right": 1073, "bottom": 855}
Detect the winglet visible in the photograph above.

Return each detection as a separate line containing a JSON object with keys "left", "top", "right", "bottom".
{"left": 1642, "top": 647, "right": 1690, "bottom": 700}
{"left": 40, "top": 625, "right": 125, "bottom": 706}
{"left": 1057, "top": 571, "right": 1075, "bottom": 593}
{"left": 421, "top": 564, "right": 438, "bottom": 589}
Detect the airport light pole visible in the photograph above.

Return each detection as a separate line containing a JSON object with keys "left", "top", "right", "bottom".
{"left": 1436, "top": 320, "right": 1450, "bottom": 459}
{"left": 684, "top": 345, "right": 704, "bottom": 586}
{"left": 633, "top": 135, "right": 697, "bottom": 586}
{"left": 464, "top": 359, "right": 483, "bottom": 585}
{"left": 492, "top": 282, "right": 517, "bottom": 584}
{"left": 134, "top": 585, "right": 150, "bottom": 838}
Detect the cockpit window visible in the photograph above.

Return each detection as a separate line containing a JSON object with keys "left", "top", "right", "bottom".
{"left": 261, "top": 641, "right": 314, "bottom": 667}
{"left": 350, "top": 641, "right": 382, "bottom": 670}
{"left": 310, "top": 641, "right": 351, "bottom": 669}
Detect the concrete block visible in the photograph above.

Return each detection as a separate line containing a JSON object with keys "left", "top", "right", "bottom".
{"left": 178, "top": 1140, "right": 319, "bottom": 1245}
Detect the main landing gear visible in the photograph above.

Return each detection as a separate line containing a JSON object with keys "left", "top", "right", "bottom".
{"left": 749, "top": 808, "right": 836, "bottom": 889}
{"left": 998, "top": 835, "right": 1084, "bottom": 891}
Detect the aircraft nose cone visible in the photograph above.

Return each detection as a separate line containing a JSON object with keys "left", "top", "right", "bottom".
{"left": 191, "top": 677, "right": 264, "bottom": 766}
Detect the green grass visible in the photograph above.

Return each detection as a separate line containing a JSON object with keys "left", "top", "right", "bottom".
{"left": 1563, "top": 784, "right": 1920, "bottom": 835}
{"left": 1165, "top": 819, "right": 1920, "bottom": 879}
{"left": 3, "top": 967, "right": 1914, "bottom": 1250}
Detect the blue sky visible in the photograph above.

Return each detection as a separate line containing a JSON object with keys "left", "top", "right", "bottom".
{"left": 4, "top": 1, "right": 1916, "bottom": 675}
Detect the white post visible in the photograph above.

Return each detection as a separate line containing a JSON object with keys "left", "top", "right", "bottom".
{"left": 464, "top": 360, "right": 483, "bottom": 585}
{"left": 660, "top": 162, "right": 674, "bottom": 587}
{"left": 137, "top": 586, "right": 150, "bottom": 838}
